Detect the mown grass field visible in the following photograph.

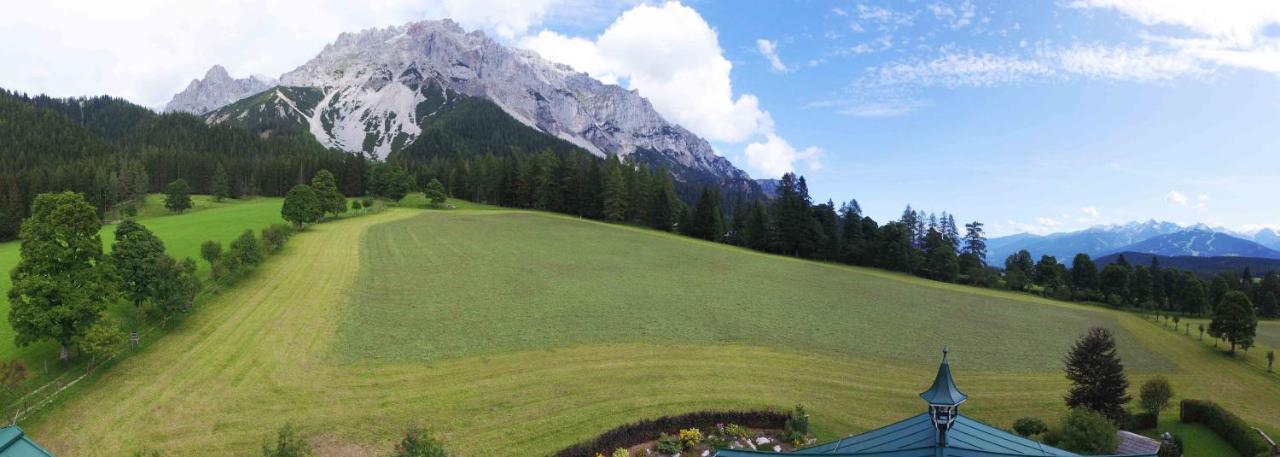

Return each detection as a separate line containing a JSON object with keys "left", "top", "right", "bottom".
{"left": 23, "top": 208, "right": 1280, "bottom": 456}
{"left": 0, "top": 195, "right": 282, "bottom": 372}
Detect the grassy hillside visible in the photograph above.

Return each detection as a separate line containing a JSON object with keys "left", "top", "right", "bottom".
{"left": 0, "top": 195, "right": 282, "bottom": 368}
{"left": 23, "top": 209, "right": 1280, "bottom": 456}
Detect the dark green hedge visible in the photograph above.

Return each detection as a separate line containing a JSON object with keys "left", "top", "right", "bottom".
{"left": 1180, "top": 399, "right": 1271, "bottom": 457}
{"left": 553, "top": 410, "right": 788, "bottom": 457}
{"left": 1131, "top": 412, "right": 1159, "bottom": 431}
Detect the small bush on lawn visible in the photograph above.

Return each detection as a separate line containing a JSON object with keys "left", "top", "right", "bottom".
{"left": 1056, "top": 409, "right": 1118, "bottom": 454}
{"left": 610, "top": 449, "right": 629, "bottom": 457}
{"left": 262, "top": 423, "right": 311, "bottom": 457}
{"left": 1180, "top": 399, "right": 1269, "bottom": 457}
{"left": 390, "top": 426, "right": 449, "bottom": 457}
{"left": 1012, "top": 417, "right": 1048, "bottom": 437}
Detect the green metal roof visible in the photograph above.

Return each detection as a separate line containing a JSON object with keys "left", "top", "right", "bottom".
{"left": 713, "top": 413, "right": 1157, "bottom": 457}
{"left": 712, "top": 350, "right": 1158, "bottom": 457}
{"left": 919, "top": 349, "right": 966, "bottom": 406}
{"left": 0, "top": 426, "right": 53, "bottom": 457}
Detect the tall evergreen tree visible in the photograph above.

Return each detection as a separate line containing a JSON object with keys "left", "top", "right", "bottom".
{"left": 685, "top": 188, "right": 724, "bottom": 241}
{"left": 1071, "top": 253, "right": 1099, "bottom": 292}
{"left": 921, "top": 228, "right": 959, "bottom": 282}
{"left": 602, "top": 167, "right": 627, "bottom": 222}
{"left": 211, "top": 162, "right": 230, "bottom": 202}
{"left": 962, "top": 221, "right": 987, "bottom": 264}
{"left": 1064, "top": 327, "right": 1131, "bottom": 423}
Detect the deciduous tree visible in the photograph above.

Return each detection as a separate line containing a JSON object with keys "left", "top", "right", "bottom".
{"left": 164, "top": 179, "right": 192, "bottom": 213}
{"left": 7, "top": 192, "right": 113, "bottom": 360}
{"left": 1209, "top": 291, "right": 1257, "bottom": 354}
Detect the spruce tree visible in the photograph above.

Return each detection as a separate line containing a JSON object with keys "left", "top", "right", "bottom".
{"left": 962, "top": 221, "right": 987, "bottom": 264}
{"left": 1064, "top": 327, "right": 1130, "bottom": 423}
{"left": 211, "top": 162, "right": 230, "bottom": 202}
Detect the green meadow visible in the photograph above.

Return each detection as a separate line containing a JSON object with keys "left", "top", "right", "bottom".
{"left": 0, "top": 195, "right": 283, "bottom": 372}
{"left": 19, "top": 206, "right": 1280, "bottom": 456}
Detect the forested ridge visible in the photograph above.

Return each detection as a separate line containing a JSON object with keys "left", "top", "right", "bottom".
{"left": 0, "top": 88, "right": 353, "bottom": 239}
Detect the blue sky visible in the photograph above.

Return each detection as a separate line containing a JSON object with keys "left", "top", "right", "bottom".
{"left": 661, "top": 1, "right": 1280, "bottom": 236}
{"left": 4, "top": 0, "right": 1278, "bottom": 236}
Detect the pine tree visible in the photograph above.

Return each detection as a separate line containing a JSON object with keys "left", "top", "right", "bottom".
{"left": 962, "top": 221, "right": 987, "bottom": 264}
{"left": 601, "top": 167, "right": 627, "bottom": 222}
{"left": 211, "top": 162, "right": 230, "bottom": 202}
{"left": 922, "top": 228, "right": 959, "bottom": 282}
{"left": 1071, "top": 254, "right": 1099, "bottom": 292}
{"left": 1064, "top": 327, "right": 1131, "bottom": 423}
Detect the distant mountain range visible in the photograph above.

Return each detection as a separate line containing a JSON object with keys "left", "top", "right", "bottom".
{"left": 1096, "top": 252, "right": 1280, "bottom": 278}
{"left": 988, "top": 221, "right": 1280, "bottom": 264}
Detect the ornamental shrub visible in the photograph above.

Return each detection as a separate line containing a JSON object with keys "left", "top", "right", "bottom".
{"left": 654, "top": 433, "right": 682, "bottom": 454}
{"left": 678, "top": 428, "right": 702, "bottom": 447}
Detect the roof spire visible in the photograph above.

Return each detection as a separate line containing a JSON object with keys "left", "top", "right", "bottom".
{"left": 920, "top": 347, "right": 967, "bottom": 406}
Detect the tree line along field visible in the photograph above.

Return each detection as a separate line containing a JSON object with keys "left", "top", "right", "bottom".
{"left": 20, "top": 206, "right": 1280, "bottom": 456}
{"left": 0, "top": 195, "right": 283, "bottom": 376}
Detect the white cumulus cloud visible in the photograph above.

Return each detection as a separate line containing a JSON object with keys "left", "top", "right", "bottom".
{"left": 520, "top": 1, "right": 820, "bottom": 177}
{"left": 0, "top": 0, "right": 608, "bottom": 108}
{"left": 1081, "top": 206, "right": 1100, "bottom": 218}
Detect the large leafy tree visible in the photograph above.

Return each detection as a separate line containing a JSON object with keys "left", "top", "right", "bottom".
{"left": 1064, "top": 327, "right": 1130, "bottom": 423}
{"left": 1099, "top": 264, "right": 1131, "bottom": 304}
{"left": 310, "top": 169, "right": 346, "bottom": 216}
{"left": 423, "top": 178, "right": 448, "bottom": 208}
{"left": 164, "top": 178, "right": 192, "bottom": 213}
{"left": 111, "top": 220, "right": 166, "bottom": 311}
{"left": 281, "top": 185, "right": 322, "bottom": 227}
{"left": 1209, "top": 291, "right": 1257, "bottom": 354}
{"left": 7, "top": 192, "right": 113, "bottom": 360}
{"left": 369, "top": 164, "right": 414, "bottom": 202}
{"left": 150, "top": 256, "right": 200, "bottom": 320}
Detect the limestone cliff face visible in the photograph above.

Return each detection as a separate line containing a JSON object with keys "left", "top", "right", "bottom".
{"left": 164, "top": 65, "right": 276, "bottom": 114}
{"left": 274, "top": 19, "right": 750, "bottom": 182}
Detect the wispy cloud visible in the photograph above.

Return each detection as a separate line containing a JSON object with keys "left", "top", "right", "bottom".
{"left": 1071, "top": 0, "right": 1280, "bottom": 75}
{"left": 1166, "top": 190, "right": 1209, "bottom": 209}
{"left": 756, "top": 39, "right": 789, "bottom": 73}
{"left": 928, "top": 0, "right": 976, "bottom": 30}
{"left": 839, "top": 99, "right": 932, "bottom": 117}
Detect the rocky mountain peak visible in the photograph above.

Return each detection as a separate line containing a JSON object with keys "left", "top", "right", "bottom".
{"left": 164, "top": 65, "right": 276, "bottom": 114}
{"left": 272, "top": 18, "right": 751, "bottom": 184}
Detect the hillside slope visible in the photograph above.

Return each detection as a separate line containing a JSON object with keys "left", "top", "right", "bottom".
{"left": 26, "top": 207, "right": 1280, "bottom": 456}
